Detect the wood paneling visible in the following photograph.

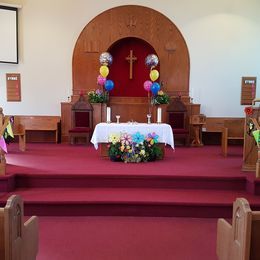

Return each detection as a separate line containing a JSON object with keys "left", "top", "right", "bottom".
{"left": 72, "top": 5, "right": 190, "bottom": 98}
{"left": 61, "top": 97, "right": 201, "bottom": 143}
{"left": 61, "top": 102, "right": 72, "bottom": 142}
{"left": 67, "top": 6, "right": 192, "bottom": 141}
{"left": 204, "top": 118, "right": 231, "bottom": 133}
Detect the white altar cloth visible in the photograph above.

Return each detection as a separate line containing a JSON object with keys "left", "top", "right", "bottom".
{"left": 91, "top": 123, "right": 174, "bottom": 149}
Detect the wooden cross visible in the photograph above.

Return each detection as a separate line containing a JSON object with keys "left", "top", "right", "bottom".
{"left": 125, "top": 50, "right": 137, "bottom": 79}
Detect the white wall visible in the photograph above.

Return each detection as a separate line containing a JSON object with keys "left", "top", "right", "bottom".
{"left": 0, "top": 0, "right": 259, "bottom": 117}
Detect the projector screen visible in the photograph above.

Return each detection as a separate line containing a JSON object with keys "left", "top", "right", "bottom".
{"left": 0, "top": 6, "right": 18, "bottom": 64}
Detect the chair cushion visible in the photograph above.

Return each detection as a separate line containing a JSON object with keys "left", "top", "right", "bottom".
{"left": 173, "top": 128, "right": 189, "bottom": 134}
{"left": 74, "top": 111, "right": 90, "bottom": 127}
{"left": 168, "top": 113, "right": 185, "bottom": 129}
{"left": 69, "top": 127, "right": 92, "bottom": 133}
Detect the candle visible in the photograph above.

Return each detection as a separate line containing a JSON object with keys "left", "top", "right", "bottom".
{"left": 157, "top": 107, "right": 162, "bottom": 123}
{"left": 106, "top": 107, "right": 111, "bottom": 122}
{"left": 147, "top": 114, "right": 151, "bottom": 124}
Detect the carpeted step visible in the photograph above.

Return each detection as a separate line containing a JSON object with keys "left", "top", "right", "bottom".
{"left": 13, "top": 173, "right": 247, "bottom": 190}
{"left": 1, "top": 187, "right": 260, "bottom": 218}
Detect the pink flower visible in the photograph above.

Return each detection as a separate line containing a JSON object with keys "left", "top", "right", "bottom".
{"left": 120, "top": 133, "right": 132, "bottom": 145}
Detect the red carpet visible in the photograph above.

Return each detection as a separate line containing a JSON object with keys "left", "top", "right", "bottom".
{"left": 1, "top": 143, "right": 260, "bottom": 219}
{"left": 5, "top": 143, "right": 244, "bottom": 177}
{"left": 0, "top": 143, "right": 258, "bottom": 259}
{"left": 38, "top": 216, "right": 218, "bottom": 260}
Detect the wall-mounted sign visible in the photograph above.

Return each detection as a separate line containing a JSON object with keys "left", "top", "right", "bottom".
{"left": 241, "top": 76, "right": 257, "bottom": 105}
{"left": 6, "top": 73, "right": 21, "bottom": 101}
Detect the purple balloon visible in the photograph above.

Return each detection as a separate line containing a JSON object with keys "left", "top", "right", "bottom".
{"left": 151, "top": 82, "right": 160, "bottom": 95}
{"left": 97, "top": 75, "right": 106, "bottom": 86}
{"left": 143, "top": 80, "right": 152, "bottom": 92}
{"left": 104, "top": 79, "right": 114, "bottom": 91}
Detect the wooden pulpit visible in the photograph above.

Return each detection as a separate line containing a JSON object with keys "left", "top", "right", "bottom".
{"left": 242, "top": 108, "right": 260, "bottom": 173}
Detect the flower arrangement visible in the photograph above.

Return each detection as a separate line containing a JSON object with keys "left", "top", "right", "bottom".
{"left": 107, "top": 131, "right": 163, "bottom": 163}
{"left": 152, "top": 90, "right": 170, "bottom": 105}
{"left": 87, "top": 89, "right": 108, "bottom": 103}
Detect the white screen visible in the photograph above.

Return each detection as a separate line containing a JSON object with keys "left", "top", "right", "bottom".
{"left": 0, "top": 6, "right": 18, "bottom": 63}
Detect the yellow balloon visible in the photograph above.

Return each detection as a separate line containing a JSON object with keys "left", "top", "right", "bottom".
{"left": 100, "top": 65, "right": 109, "bottom": 78}
{"left": 150, "top": 69, "right": 159, "bottom": 81}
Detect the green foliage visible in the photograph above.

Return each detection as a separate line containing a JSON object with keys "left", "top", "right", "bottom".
{"left": 152, "top": 90, "right": 170, "bottom": 105}
{"left": 88, "top": 89, "right": 108, "bottom": 103}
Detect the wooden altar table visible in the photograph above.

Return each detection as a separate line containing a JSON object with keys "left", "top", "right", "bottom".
{"left": 91, "top": 123, "right": 174, "bottom": 150}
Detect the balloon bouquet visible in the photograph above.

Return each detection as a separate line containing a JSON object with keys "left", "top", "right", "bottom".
{"left": 98, "top": 52, "right": 114, "bottom": 103}
{"left": 143, "top": 54, "right": 160, "bottom": 115}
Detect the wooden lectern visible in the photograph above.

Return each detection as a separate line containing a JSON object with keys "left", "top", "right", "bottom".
{"left": 242, "top": 107, "right": 260, "bottom": 175}
{"left": 190, "top": 114, "right": 206, "bottom": 147}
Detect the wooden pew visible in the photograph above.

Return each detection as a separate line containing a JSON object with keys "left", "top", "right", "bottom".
{"left": 14, "top": 115, "right": 61, "bottom": 144}
{"left": 216, "top": 198, "right": 260, "bottom": 260}
{"left": 0, "top": 195, "right": 38, "bottom": 260}
{"left": 12, "top": 120, "right": 26, "bottom": 151}
{"left": 221, "top": 119, "right": 245, "bottom": 157}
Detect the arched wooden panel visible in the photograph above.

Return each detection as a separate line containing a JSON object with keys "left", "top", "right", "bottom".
{"left": 72, "top": 5, "right": 190, "bottom": 98}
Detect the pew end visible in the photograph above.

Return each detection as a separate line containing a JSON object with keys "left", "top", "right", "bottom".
{"left": 216, "top": 198, "right": 260, "bottom": 260}
{"left": 0, "top": 195, "right": 39, "bottom": 260}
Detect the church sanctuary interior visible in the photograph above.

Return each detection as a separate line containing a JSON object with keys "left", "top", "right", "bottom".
{"left": 0, "top": 0, "right": 260, "bottom": 259}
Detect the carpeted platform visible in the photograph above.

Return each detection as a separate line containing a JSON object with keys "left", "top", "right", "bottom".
{"left": 1, "top": 143, "right": 260, "bottom": 218}
{"left": 1, "top": 143, "right": 258, "bottom": 260}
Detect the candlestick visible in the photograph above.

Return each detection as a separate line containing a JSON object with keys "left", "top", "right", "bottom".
{"left": 106, "top": 107, "right": 111, "bottom": 123}
{"left": 147, "top": 114, "right": 151, "bottom": 124}
{"left": 157, "top": 107, "right": 162, "bottom": 123}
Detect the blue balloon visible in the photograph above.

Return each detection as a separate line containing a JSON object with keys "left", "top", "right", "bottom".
{"left": 104, "top": 79, "right": 114, "bottom": 91}
{"left": 151, "top": 82, "right": 160, "bottom": 95}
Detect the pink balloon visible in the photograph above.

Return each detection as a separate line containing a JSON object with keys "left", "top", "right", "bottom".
{"left": 144, "top": 80, "right": 152, "bottom": 91}
{"left": 97, "top": 75, "right": 106, "bottom": 86}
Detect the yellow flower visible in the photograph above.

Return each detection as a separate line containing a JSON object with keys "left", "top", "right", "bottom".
{"left": 140, "top": 150, "right": 145, "bottom": 155}
{"left": 157, "top": 90, "right": 164, "bottom": 96}
{"left": 108, "top": 133, "right": 120, "bottom": 144}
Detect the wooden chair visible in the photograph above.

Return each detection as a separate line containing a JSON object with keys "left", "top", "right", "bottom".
{"left": 0, "top": 195, "right": 39, "bottom": 260}
{"left": 68, "top": 94, "right": 93, "bottom": 144}
{"left": 216, "top": 198, "right": 260, "bottom": 260}
{"left": 167, "top": 96, "right": 190, "bottom": 146}
{"left": 221, "top": 119, "right": 245, "bottom": 156}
